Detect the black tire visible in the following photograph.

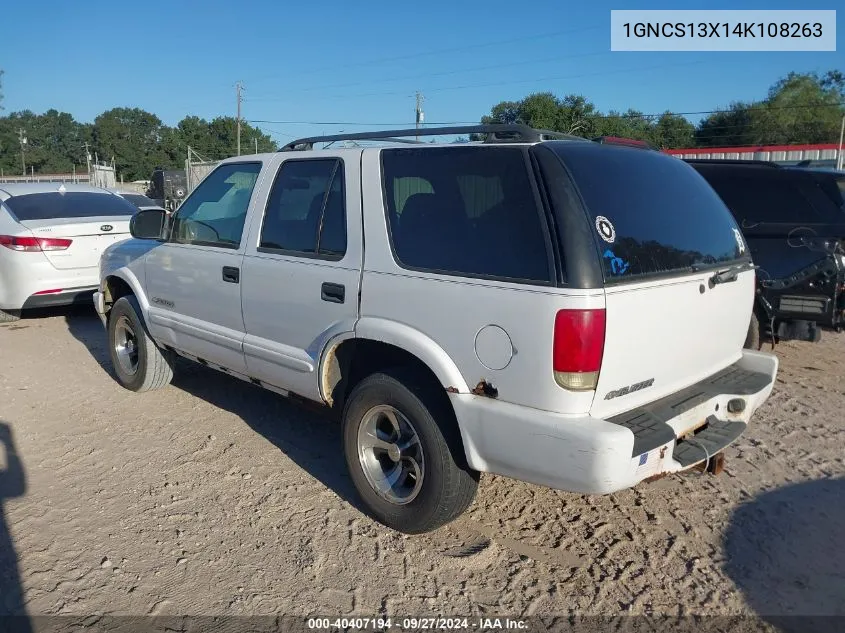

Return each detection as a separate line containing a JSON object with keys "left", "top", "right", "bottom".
{"left": 107, "top": 296, "right": 174, "bottom": 392}
{"left": 744, "top": 313, "right": 761, "bottom": 350}
{"left": 342, "top": 369, "right": 479, "bottom": 534}
{"left": 0, "top": 309, "right": 21, "bottom": 324}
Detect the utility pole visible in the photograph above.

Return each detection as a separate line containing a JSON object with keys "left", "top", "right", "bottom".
{"left": 837, "top": 114, "right": 845, "bottom": 172}
{"left": 83, "top": 142, "right": 92, "bottom": 177}
{"left": 236, "top": 81, "right": 244, "bottom": 156}
{"left": 415, "top": 91, "right": 425, "bottom": 141}
{"left": 254, "top": 137, "right": 258, "bottom": 154}
{"left": 18, "top": 128, "right": 27, "bottom": 176}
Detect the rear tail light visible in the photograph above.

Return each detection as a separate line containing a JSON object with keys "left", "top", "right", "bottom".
{"left": 553, "top": 309, "right": 606, "bottom": 391}
{"left": 0, "top": 235, "right": 72, "bottom": 251}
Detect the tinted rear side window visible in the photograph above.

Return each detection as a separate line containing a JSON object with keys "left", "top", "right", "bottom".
{"left": 3, "top": 192, "right": 139, "bottom": 221}
{"left": 692, "top": 167, "right": 843, "bottom": 225}
{"left": 381, "top": 147, "right": 552, "bottom": 283}
{"left": 550, "top": 144, "right": 747, "bottom": 282}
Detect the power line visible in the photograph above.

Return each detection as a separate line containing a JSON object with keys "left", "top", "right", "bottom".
{"left": 246, "top": 103, "right": 844, "bottom": 128}
{"left": 247, "top": 25, "right": 605, "bottom": 83}
{"left": 246, "top": 51, "right": 616, "bottom": 101}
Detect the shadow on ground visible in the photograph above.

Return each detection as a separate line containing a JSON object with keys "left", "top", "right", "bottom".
{"left": 0, "top": 421, "right": 32, "bottom": 630}
{"left": 724, "top": 477, "right": 845, "bottom": 632}
{"left": 62, "top": 308, "right": 362, "bottom": 513}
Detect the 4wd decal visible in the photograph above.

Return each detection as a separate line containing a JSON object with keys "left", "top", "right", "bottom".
{"left": 595, "top": 216, "right": 616, "bottom": 243}
{"left": 605, "top": 378, "right": 655, "bottom": 400}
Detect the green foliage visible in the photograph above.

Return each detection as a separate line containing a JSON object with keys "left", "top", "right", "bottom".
{"left": 0, "top": 107, "right": 278, "bottom": 180}
{"left": 481, "top": 70, "right": 843, "bottom": 149}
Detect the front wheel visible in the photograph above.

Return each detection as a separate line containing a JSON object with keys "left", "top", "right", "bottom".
{"left": 108, "top": 296, "right": 174, "bottom": 392}
{"left": 342, "top": 369, "right": 479, "bottom": 534}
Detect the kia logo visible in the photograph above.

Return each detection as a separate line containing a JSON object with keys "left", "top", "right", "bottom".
{"left": 100, "top": 225, "right": 113, "bottom": 232}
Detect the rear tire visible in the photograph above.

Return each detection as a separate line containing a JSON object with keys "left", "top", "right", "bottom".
{"left": 744, "top": 313, "right": 761, "bottom": 350}
{"left": 0, "top": 309, "right": 21, "bottom": 324}
{"left": 342, "top": 368, "right": 479, "bottom": 534}
{"left": 108, "top": 296, "right": 174, "bottom": 392}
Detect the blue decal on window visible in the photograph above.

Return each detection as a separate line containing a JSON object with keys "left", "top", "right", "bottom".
{"left": 603, "top": 249, "right": 630, "bottom": 275}
{"left": 639, "top": 453, "right": 648, "bottom": 466}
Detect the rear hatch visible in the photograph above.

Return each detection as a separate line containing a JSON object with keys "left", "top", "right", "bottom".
{"left": 543, "top": 142, "right": 755, "bottom": 418}
{"left": 4, "top": 190, "right": 136, "bottom": 270}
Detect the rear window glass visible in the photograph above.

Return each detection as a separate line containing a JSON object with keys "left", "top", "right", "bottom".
{"left": 692, "top": 167, "right": 844, "bottom": 225}
{"left": 381, "top": 146, "right": 551, "bottom": 283}
{"left": 120, "top": 193, "right": 158, "bottom": 208}
{"left": 550, "top": 144, "right": 748, "bottom": 282}
{"left": 3, "top": 192, "right": 139, "bottom": 221}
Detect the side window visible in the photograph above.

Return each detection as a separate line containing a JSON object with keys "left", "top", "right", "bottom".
{"left": 170, "top": 162, "right": 261, "bottom": 248}
{"left": 259, "top": 159, "right": 346, "bottom": 258}
{"left": 381, "top": 147, "right": 551, "bottom": 282}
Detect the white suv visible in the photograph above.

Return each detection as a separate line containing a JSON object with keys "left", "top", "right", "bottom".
{"left": 94, "top": 125, "right": 778, "bottom": 534}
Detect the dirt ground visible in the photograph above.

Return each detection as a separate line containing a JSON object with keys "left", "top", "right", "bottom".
{"left": 0, "top": 306, "right": 843, "bottom": 619}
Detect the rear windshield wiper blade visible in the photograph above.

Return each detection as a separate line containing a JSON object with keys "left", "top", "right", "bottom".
{"left": 709, "top": 262, "right": 757, "bottom": 285}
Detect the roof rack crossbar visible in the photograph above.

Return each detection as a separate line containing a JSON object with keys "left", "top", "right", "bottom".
{"left": 281, "top": 124, "right": 580, "bottom": 151}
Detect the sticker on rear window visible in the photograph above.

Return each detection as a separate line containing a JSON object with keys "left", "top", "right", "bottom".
{"left": 595, "top": 216, "right": 616, "bottom": 243}
{"left": 603, "top": 249, "right": 630, "bottom": 275}
{"left": 732, "top": 227, "right": 746, "bottom": 254}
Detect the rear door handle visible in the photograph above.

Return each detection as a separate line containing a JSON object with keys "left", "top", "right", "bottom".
{"left": 222, "top": 266, "right": 240, "bottom": 284}
{"left": 321, "top": 282, "right": 345, "bottom": 304}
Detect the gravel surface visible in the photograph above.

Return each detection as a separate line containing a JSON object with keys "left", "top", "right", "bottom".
{"left": 0, "top": 307, "right": 843, "bottom": 618}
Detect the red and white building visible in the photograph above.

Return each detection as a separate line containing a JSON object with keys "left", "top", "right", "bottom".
{"left": 665, "top": 143, "right": 841, "bottom": 166}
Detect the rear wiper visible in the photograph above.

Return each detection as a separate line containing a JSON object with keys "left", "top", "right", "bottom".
{"left": 709, "top": 262, "right": 757, "bottom": 286}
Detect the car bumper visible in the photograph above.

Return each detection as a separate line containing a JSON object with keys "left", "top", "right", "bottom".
{"left": 0, "top": 253, "right": 100, "bottom": 311}
{"left": 450, "top": 349, "right": 778, "bottom": 494}
{"left": 21, "top": 287, "right": 98, "bottom": 309}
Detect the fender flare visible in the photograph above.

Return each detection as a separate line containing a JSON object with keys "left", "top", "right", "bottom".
{"left": 103, "top": 268, "right": 150, "bottom": 321}
{"left": 318, "top": 317, "right": 471, "bottom": 402}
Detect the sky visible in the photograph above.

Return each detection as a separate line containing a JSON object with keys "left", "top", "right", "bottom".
{"left": 0, "top": 0, "right": 842, "bottom": 145}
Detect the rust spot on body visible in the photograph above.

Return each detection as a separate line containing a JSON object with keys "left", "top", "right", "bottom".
{"left": 445, "top": 386, "right": 459, "bottom": 394}
{"left": 471, "top": 380, "right": 499, "bottom": 399}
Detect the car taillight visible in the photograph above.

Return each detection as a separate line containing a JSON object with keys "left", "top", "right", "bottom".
{"left": 0, "top": 235, "right": 72, "bottom": 251}
{"left": 553, "top": 308, "right": 606, "bottom": 391}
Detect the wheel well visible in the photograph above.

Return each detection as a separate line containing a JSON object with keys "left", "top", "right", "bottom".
{"left": 103, "top": 276, "right": 135, "bottom": 319}
{"left": 324, "top": 338, "right": 454, "bottom": 412}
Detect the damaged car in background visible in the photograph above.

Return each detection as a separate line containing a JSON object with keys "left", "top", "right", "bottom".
{"left": 689, "top": 160, "right": 845, "bottom": 349}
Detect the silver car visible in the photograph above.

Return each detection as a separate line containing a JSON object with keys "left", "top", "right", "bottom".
{"left": 0, "top": 183, "right": 138, "bottom": 322}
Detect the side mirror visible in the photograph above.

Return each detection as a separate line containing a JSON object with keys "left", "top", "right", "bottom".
{"left": 130, "top": 209, "right": 167, "bottom": 240}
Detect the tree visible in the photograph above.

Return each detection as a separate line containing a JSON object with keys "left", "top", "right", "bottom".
{"left": 652, "top": 112, "right": 695, "bottom": 149}
{"left": 755, "top": 71, "right": 844, "bottom": 144}
{"left": 695, "top": 102, "right": 757, "bottom": 147}
{"left": 92, "top": 107, "right": 168, "bottom": 181}
{"left": 0, "top": 69, "right": 4, "bottom": 111}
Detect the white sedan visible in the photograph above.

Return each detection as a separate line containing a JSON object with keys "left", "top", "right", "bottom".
{"left": 0, "top": 183, "right": 139, "bottom": 322}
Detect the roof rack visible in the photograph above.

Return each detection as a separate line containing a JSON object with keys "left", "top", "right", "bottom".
{"left": 281, "top": 124, "right": 580, "bottom": 151}
{"left": 683, "top": 158, "right": 782, "bottom": 168}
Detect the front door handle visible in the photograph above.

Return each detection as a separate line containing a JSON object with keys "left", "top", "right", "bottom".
{"left": 321, "top": 282, "right": 345, "bottom": 304}
{"left": 222, "top": 266, "right": 240, "bottom": 284}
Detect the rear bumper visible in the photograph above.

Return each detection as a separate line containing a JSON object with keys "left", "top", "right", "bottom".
{"left": 450, "top": 350, "right": 778, "bottom": 494}
{"left": 0, "top": 252, "right": 99, "bottom": 310}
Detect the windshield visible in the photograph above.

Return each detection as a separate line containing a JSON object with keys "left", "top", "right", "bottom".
{"left": 3, "top": 191, "right": 140, "bottom": 221}
{"left": 549, "top": 143, "right": 749, "bottom": 283}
